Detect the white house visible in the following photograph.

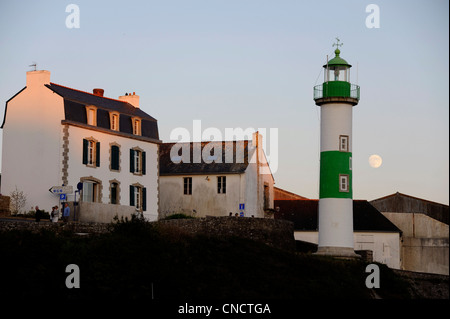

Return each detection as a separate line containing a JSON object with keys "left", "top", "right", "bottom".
{"left": 158, "top": 133, "right": 275, "bottom": 218}
{"left": 274, "top": 198, "right": 402, "bottom": 269}
{"left": 1, "top": 70, "right": 161, "bottom": 221}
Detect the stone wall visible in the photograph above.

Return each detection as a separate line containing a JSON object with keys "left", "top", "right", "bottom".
{"left": 157, "top": 216, "right": 295, "bottom": 251}
{"left": 76, "top": 201, "right": 136, "bottom": 223}
{"left": 0, "top": 196, "right": 10, "bottom": 217}
{"left": 0, "top": 220, "right": 109, "bottom": 234}
{"left": 0, "top": 216, "right": 295, "bottom": 252}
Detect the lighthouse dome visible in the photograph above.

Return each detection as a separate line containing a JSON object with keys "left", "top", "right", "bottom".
{"left": 323, "top": 49, "right": 352, "bottom": 68}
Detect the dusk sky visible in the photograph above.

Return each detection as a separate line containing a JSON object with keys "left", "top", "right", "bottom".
{"left": 0, "top": 0, "right": 448, "bottom": 205}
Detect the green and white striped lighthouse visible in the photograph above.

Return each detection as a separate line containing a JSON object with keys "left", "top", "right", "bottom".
{"left": 313, "top": 39, "right": 360, "bottom": 258}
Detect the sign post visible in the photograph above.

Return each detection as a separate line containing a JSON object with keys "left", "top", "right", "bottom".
{"left": 49, "top": 185, "right": 73, "bottom": 195}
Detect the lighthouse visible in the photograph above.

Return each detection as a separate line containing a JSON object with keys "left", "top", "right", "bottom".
{"left": 313, "top": 39, "right": 360, "bottom": 258}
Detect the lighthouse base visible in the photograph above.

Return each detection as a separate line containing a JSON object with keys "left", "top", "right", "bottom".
{"left": 314, "top": 246, "right": 361, "bottom": 259}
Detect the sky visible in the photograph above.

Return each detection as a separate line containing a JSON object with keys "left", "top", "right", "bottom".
{"left": 0, "top": 0, "right": 448, "bottom": 205}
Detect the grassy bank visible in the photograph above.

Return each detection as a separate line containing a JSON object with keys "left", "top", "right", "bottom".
{"left": 0, "top": 217, "right": 410, "bottom": 300}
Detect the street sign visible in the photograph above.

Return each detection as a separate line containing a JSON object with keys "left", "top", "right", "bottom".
{"left": 49, "top": 185, "right": 73, "bottom": 195}
{"left": 60, "top": 194, "right": 67, "bottom": 200}
{"left": 239, "top": 203, "right": 245, "bottom": 210}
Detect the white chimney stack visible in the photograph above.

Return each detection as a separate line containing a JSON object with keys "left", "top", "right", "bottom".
{"left": 119, "top": 92, "right": 139, "bottom": 108}
{"left": 26, "top": 70, "right": 50, "bottom": 88}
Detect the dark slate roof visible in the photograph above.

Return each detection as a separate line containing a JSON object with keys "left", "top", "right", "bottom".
{"left": 46, "top": 83, "right": 159, "bottom": 140}
{"left": 159, "top": 141, "right": 251, "bottom": 175}
{"left": 274, "top": 199, "right": 401, "bottom": 233}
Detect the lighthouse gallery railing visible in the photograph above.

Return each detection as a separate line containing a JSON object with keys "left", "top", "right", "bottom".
{"left": 314, "top": 83, "right": 360, "bottom": 100}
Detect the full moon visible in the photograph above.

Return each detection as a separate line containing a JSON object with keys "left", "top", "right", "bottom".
{"left": 369, "top": 154, "right": 383, "bottom": 168}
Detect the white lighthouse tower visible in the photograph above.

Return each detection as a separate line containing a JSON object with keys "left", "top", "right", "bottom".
{"left": 313, "top": 39, "right": 360, "bottom": 258}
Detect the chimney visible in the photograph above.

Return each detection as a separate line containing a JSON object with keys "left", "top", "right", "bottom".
{"left": 93, "top": 88, "right": 104, "bottom": 97}
{"left": 26, "top": 70, "right": 51, "bottom": 88}
{"left": 118, "top": 91, "right": 140, "bottom": 108}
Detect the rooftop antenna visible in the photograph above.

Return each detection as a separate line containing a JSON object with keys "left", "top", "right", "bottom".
{"left": 29, "top": 62, "right": 37, "bottom": 71}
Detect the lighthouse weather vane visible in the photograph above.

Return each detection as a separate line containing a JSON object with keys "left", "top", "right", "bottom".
{"left": 332, "top": 37, "right": 343, "bottom": 50}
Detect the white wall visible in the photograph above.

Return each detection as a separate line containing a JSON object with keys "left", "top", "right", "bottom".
{"left": 354, "top": 232, "right": 401, "bottom": 269}
{"left": 320, "top": 103, "right": 353, "bottom": 152}
{"left": 66, "top": 124, "right": 159, "bottom": 221}
{"left": 159, "top": 173, "right": 244, "bottom": 218}
{"left": 318, "top": 198, "right": 354, "bottom": 249}
{"left": 1, "top": 71, "right": 65, "bottom": 213}
{"left": 294, "top": 230, "right": 401, "bottom": 269}
{"left": 382, "top": 212, "right": 449, "bottom": 275}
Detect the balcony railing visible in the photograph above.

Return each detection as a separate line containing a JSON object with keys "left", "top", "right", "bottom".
{"left": 314, "top": 82, "right": 360, "bottom": 100}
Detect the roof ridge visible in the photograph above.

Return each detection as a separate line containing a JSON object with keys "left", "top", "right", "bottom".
{"left": 49, "top": 82, "right": 128, "bottom": 104}
{"left": 371, "top": 192, "right": 448, "bottom": 207}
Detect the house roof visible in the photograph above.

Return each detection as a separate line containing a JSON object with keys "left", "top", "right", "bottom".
{"left": 274, "top": 187, "right": 309, "bottom": 200}
{"left": 159, "top": 141, "right": 251, "bottom": 175}
{"left": 45, "top": 83, "right": 159, "bottom": 141}
{"left": 274, "top": 199, "right": 402, "bottom": 233}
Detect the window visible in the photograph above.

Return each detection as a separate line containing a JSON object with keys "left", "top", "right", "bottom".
{"left": 82, "top": 138, "right": 100, "bottom": 167}
{"left": 130, "top": 148, "right": 146, "bottom": 175}
{"left": 132, "top": 118, "right": 141, "bottom": 136}
{"left": 184, "top": 177, "right": 192, "bottom": 195}
{"left": 129, "top": 185, "right": 146, "bottom": 211}
{"left": 110, "top": 112, "right": 119, "bottom": 131}
{"left": 339, "top": 174, "right": 349, "bottom": 192}
{"left": 110, "top": 144, "right": 120, "bottom": 171}
{"left": 110, "top": 182, "right": 118, "bottom": 205}
{"left": 86, "top": 106, "right": 97, "bottom": 126}
{"left": 82, "top": 181, "right": 98, "bottom": 202}
{"left": 339, "top": 135, "right": 349, "bottom": 152}
{"left": 264, "top": 184, "right": 270, "bottom": 210}
{"left": 80, "top": 177, "right": 103, "bottom": 203}
{"left": 217, "top": 176, "right": 226, "bottom": 194}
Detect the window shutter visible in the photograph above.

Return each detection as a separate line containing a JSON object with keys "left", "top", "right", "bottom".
{"left": 223, "top": 176, "right": 226, "bottom": 193}
{"left": 96, "top": 142, "right": 100, "bottom": 167}
{"left": 82, "top": 139, "right": 88, "bottom": 164}
{"left": 111, "top": 145, "right": 119, "bottom": 170}
{"left": 141, "top": 151, "right": 146, "bottom": 175}
{"left": 130, "top": 149, "right": 135, "bottom": 173}
{"left": 129, "top": 185, "right": 135, "bottom": 206}
{"left": 142, "top": 187, "right": 147, "bottom": 211}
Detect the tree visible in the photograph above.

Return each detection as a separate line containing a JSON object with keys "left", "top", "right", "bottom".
{"left": 10, "top": 186, "right": 27, "bottom": 215}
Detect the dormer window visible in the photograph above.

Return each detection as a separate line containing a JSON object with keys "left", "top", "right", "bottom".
{"left": 132, "top": 118, "right": 141, "bottom": 136}
{"left": 109, "top": 112, "right": 120, "bottom": 131}
{"left": 86, "top": 106, "right": 97, "bottom": 126}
